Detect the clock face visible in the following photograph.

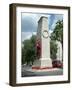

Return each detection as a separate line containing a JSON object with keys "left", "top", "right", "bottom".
{"left": 42, "top": 30, "right": 48, "bottom": 38}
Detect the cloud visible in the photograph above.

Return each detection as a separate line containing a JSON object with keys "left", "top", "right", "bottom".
{"left": 21, "top": 32, "right": 36, "bottom": 42}
{"left": 49, "top": 14, "right": 63, "bottom": 30}
{"left": 48, "top": 15, "right": 55, "bottom": 30}
{"left": 21, "top": 15, "right": 37, "bottom": 32}
{"left": 49, "top": 29, "right": 53, "bottom": 36}
{"left": 21, "top": 13, "right": 50, "bottom": 32}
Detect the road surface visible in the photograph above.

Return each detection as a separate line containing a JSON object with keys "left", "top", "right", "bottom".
{"left": 21, "top": 65, "right": 63, "bottom": 77}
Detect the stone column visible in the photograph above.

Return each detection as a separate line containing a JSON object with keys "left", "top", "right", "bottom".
{"left": 32, "top": 16, "right": 52, "bottom": 69}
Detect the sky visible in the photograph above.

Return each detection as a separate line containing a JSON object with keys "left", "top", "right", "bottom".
{"left": 21, "top": 13, "right": 63, "bottom": 42}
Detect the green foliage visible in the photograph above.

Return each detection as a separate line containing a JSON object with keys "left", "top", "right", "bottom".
{"left": 50, "top": 20, "right": 63, "bottom": 60}
{"left": 50, "top": 20, "right": 63, "bottom": 46}
{"left": 22, "top": 35, "right": 36, "bottom": 65}
{"left": 50, "top": 40, "right": 57, "bottom": 60}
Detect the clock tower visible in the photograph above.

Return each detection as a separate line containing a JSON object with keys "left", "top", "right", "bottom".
{"left": 32, "top": 16, "right": 52, "bottom": 69}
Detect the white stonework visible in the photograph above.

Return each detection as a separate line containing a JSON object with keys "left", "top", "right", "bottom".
{"left": 32, "top": 16, "right": 52, "bottom": 68}
{"left": 56, "top": 41, "right": 62, "bottom": 61}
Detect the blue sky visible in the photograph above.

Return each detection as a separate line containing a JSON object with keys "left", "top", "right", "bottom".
{"left": 21, "top": 13, "right": 63, "bottom": 42}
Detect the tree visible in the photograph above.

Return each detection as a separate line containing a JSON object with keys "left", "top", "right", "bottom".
{"left": 50, "top": 20, "right": 63, "bottom": 61}
{"left": 50, "top": 20, "right": 63, "bottom": 47}
{"left": 22, "top": 35, "right": 36, "bottom": 65}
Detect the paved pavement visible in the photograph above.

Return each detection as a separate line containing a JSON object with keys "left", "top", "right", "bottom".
{"left": 21, "top": 65, "right": 63, "bottom": 77}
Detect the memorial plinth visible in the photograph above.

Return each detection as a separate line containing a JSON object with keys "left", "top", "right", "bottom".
{"left": 32, "top": 16, "right": 52, "bottom": 70}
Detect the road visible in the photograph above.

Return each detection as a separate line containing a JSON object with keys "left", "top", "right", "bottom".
{"left": 21, "top": 65, "right": 63, "bottom": 77}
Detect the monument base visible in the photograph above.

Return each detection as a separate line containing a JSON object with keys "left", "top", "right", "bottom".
{"left": 32, "top": 58, "right": 52, "bottom": 70}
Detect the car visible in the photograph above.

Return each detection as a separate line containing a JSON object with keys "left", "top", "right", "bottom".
{"left": 52, "top": 60, "right": 63, "bottom": 68}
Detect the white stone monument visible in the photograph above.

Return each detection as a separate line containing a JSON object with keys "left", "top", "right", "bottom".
{"left": 32, "top": 16, "right": 52, "bottom": 69}
{"left": 56, "top": 41, "right": 62, "bottom": 61}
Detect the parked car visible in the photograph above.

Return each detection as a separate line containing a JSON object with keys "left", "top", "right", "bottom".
{"left": 52, "top": 60, "right": 63, "bottom": 68}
